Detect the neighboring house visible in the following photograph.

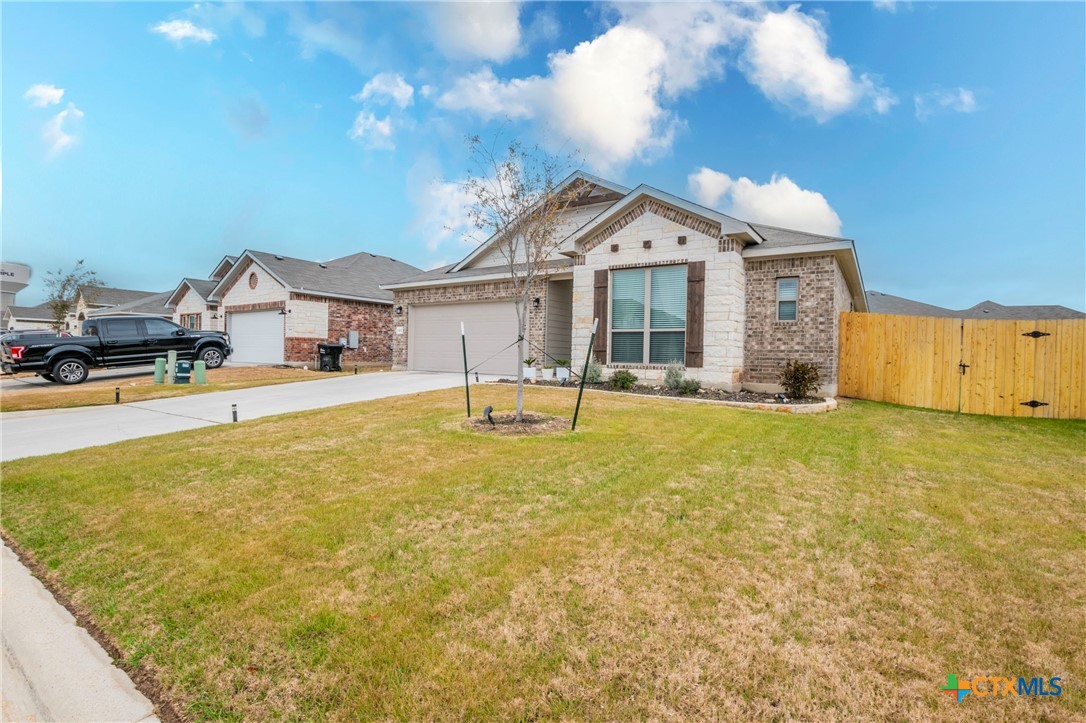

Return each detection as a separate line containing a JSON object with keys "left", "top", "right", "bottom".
{"left": 168, "top": 250, "right": 421, "bottom": 366}
{"left": 383, "top": 173, "right": 867, "bottom": 395}
{"left": 85, "top": 292, "right": 172, "bottom": 320}
{"left": 4, "top": 303, "right": 55, "bottom": 331}
{"left": 70, "top": 285, "right": 167, "bottom": 330}
{"left": 866, "top": 291, "right": 1085, "bottom": 320}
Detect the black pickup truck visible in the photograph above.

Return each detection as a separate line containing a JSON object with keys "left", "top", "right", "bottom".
{"left": 1, "top": 316, "right": 232, "bottom": 384}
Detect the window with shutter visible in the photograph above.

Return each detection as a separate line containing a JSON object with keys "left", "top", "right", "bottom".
{"left": 777, "top": 277, "right": 798, "bottom": 321}
{"left": 610, "top": 265, "right": 687, "bottom": 364}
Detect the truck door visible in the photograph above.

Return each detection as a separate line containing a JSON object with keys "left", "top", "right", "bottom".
{"left": 140, "top": 317, "right": 193, "bottom": 360}
{"left": 99, "top": 318, "right": 146, "bottom": 364}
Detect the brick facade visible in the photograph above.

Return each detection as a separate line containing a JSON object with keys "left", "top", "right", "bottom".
{"left": 390, "top": 279, "right": 548, "bottom": 370}
{"left": 743, "top": 255, "right": 849, "bottom": 394}
{"left": 284, "top": 294, "right": 393, "bottom": 365}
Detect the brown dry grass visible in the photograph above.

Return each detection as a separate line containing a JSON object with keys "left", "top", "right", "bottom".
{"left": 0, "top": 366, "right": 366, "bottom": 412}
{"left": 2, "top": 387, "right": 1083, "bottom": 721}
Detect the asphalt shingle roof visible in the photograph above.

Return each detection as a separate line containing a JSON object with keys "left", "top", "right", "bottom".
{"left": 248, "top": 250, "right": 422, "bottom": 302}
{"left": 383, "top": 258, "right": 576, "bottom": 287}
{"left": 182, "top": 278, "right": 218, "bottom": 301}
{"left": 80, "top": 286, "right": 163, "bottom": 307}
{"left": 748, "top": 223, "right": 853, "bottom": 248}
{"left": 87, "top": 291, "right": 172, "bottom": 316}
{"left": 5, "top": 303, "right": 54, "bottom": 320}
{"left": 866, "top": 291, "right": 1085, "bottom": 320}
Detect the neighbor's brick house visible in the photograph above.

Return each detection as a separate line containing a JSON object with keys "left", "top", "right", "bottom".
{"left": 166, "top": 250, "right": 420, "bottom": 366}
{"left": 382, "top": 173, "right": 866, "bottom": 395}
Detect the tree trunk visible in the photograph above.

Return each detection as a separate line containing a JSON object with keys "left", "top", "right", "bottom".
{"left": 515, "top": 309, "right": 527, "bottom": 422}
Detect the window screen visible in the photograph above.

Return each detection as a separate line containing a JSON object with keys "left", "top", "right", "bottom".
{"left": 611, "top": 265, "right": 687, "bottom": 364}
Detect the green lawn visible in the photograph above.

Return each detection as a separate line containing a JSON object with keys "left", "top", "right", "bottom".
{"left": 2, "top": 387, "right": 1083, "bottom": 721}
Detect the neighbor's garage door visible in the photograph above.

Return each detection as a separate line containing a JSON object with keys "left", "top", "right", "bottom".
{"left": 228, "top": 310, "right": 284, "bottom": 364}
{"left": 410, "top": 302, "right": 518, "bottom": 375}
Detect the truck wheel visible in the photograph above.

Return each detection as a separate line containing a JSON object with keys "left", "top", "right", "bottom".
{"left": 200, "top": 346, "right": 225, "bottom": 369}
{"left": 52, "top": 358, "right": 89, "bottom": 385}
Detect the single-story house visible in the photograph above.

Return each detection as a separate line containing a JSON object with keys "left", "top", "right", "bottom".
{"left": 166, "top": 250, "right": 421, "bottom": 366}
{"left": 383, "top": 173, "right": 867, "bottom": 395}
{"left": 866, "top": 291, "right": 1085, "bottom": 319}
{"left": 4, "top": 303, "right": 55, "bottom": 331}
{"left": 70, "top": 286, "right": 168, "bottom": 330}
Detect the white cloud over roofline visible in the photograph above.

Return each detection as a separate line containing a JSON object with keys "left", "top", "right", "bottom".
{"left": 689, "top": 167, "right": 843, "bottom": 237}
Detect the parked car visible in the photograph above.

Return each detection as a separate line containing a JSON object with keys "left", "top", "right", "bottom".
{"left": 0, "top": 315, "right": 232, "bottom": 384}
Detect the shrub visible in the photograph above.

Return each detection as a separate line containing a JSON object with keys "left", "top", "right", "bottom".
{"left": 609, "top": 369, "right": 638, "bottom": 391}
{"left": 522, "top": 357, "right": 537, "bottom": 367}
{"left": 585, "top": 358, "right": 603, "bottom": 384}
{"left": 778, "top": 359, "right": 821, "bottom": 399}
{"left": 678, "top": 378, "right": 701, "bottom": 395}
{"left": 554, "top": 359, "right": 570, "bottom": 368}
{"left": 664, "top": 362, "right": 686, "bottom": 390}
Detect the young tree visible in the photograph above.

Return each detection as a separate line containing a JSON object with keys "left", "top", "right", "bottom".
{"left": 44, "top": 260, "right": 102, "bottom": 331}
{"left": 461, "top": 134, "right": 582, "bottom": 421}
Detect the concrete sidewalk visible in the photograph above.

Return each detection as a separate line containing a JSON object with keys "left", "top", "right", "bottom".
{"left": 0, "top": 371, "right": 491, "bottom": 720}
{"left": 1, "top": 370, "right": 489, "bottom": 461}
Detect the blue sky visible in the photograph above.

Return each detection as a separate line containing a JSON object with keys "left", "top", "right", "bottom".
{"left": 4, "top": 1, "right": 1084, "bottom": 311}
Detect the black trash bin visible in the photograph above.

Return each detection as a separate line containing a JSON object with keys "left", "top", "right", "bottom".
{"left": 316, "top": 342, "right": 345, "bottom": 372}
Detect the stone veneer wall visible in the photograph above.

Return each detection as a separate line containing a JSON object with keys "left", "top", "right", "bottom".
{"left": 571, "top": 209, "right": 746, "bottom": 389}
{"left": 743, "top": 255, "right": 847, "bottom": 393}
{"left": 390, "top": 279, "right": 548, "bottom": 370}
{"left": 284, "top": 294, "right": 393, "bottom": 365}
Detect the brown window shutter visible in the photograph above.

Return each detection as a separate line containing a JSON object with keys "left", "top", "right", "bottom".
{"left": 593, "top": 269, "right": 608, "bottom": 362}
{"left": 685, "top": 261, "right": 705, "bottom": 368}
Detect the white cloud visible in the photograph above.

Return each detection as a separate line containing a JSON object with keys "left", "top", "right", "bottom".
{"left": 348, "top": 112, "right": 394, "bottom": 150}
{"left": 429, "top": 2, "right": 523, "bottom": 63}
{"left": 742, "top": 5, "right": 896, "bottom": 121}
{"left": 914, "top": 87, "right": 978, "bottom": 120}
{"left": 437, "top": 3, "right": 894, "bottom": 168}
{"left": 438, "top": 25, "right": 679, "bottom": 170}
{"left": 24, "top": 84, "right": 64, "bottom": 108}
{"left": 406, "top": 158, "right": 478, "bottom": 257}
{"left": 151, "top": 19, "right": 217, "bottom": 44}
{"left": 43, "top": 103, "right": 84, "bottom": 158}
{"left": 354, "top": 73, "right": 414, "bottom": 109}
{"left": 872, "top": 0, "right": 912, "bottom": 12}
{"left": 285, "top": 5, "right": 367, "bottom": 69}
{"left": 688, "top": 167, "right": 842, "bottom": 237}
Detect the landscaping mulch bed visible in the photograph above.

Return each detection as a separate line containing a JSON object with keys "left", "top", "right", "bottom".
{"left": 496, "top": 379, "right": 824, "bottom": 405}
{"left": 465, "top": 411, "right": 570, "bottom": 436}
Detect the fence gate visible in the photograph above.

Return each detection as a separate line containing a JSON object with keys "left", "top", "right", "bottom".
{"left": 839, "top": 313, "right": 1085, "bottom": 419}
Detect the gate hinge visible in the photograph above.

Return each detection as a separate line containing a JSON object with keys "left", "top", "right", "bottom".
{"left": 1022, "top": 330, "right": 1051, "bottom": 339}
{"left": 1020, "top": 400, "right": 1049, "bottom": 408}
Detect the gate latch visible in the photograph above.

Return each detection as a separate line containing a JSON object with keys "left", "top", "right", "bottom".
{"left": 958, "top": 361, "right": 970, "bottom": 375}
{"left": 1021, "top": 400, "right": 1049, "bottom": 408}
{"left": 1022, "top": 330, "right": 1051, "bottom": 338}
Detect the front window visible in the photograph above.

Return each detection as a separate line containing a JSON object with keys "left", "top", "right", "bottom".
{"left": 777, "top": 277, "right": 798, "bottom": 321}
{"left": 180, "top": 313, "right": 201, "bottom": 330}
{"left": 611, "top": 265, "right": 687, "bottom": 364}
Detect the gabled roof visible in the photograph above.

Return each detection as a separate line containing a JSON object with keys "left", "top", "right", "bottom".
{"left": 211, "top": 249, "right": 422, "bottom": 304}
{"left": 209, "top": 255, "right": 238, "bottom": 281}
{"left": 450, "top": 171, "right": 631, "bottom": 273}
{"left": 566, "top": 184, "right": 763, "bottom": 251}
{"left": 6, "top": 303, "right": 54, "bottom": 321}
{"left": 748, "top": 223, "right": 852, "bottom": 249}
{"left": 165, "top": 278, "right": 218, "bottom": 308}
{"left": 865, "top": 291, "right": 1085, "bottom": 320}
{"left": 87, "top": 291, "right": 172, "bottom": 317}
{"left": 79, "top": 286, "right": 163, "bottom": 307}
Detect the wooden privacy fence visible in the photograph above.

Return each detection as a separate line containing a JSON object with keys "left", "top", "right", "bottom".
{"left": 838, "top": 312, "right": 1085, "bottom": 419}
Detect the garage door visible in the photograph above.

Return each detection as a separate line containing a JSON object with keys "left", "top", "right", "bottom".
{"left": 228, "top": 310, "right": 284, "bottom": 364}
{"left": 410, "top": 302, "right": 518, "bottom": 375}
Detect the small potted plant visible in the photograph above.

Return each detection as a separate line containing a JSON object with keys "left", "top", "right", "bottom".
{"left": 555, "top": 359, "right": 571, "bottom": 381}
{"left": 522, "top": 357, "right": 537, "bottom": 381}
{"left": 541, "top": 364, "right": 554, "bottom": 381}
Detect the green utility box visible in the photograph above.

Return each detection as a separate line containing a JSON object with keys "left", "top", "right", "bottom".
{"left": 175, "top": 360, "right": 192, "bottom": 385}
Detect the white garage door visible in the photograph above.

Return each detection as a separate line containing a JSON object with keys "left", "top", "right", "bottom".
{"left": 228, "top": 310, "right": 284, "bottom": 364}
{"left": 410, "top": 302, "right": 518, "bottom": 375}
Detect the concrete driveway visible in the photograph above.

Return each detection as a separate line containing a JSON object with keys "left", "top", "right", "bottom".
{"left": 1, "top": 370, "right": 491, "bottom": 462}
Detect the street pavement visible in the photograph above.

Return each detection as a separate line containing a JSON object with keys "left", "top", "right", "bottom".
{"left": 0, "top": 371, "right": 490, "bottom": 721}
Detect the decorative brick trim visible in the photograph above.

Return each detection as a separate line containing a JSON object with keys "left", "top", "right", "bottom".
{"left": 719, "top": 238, "right": 741, "bottom": 253}
{"left": 225, "top": 300, "right": 285, "bottom": 313}
{"left": 574, "top": 254, "right": 586, "bottom": 265}
{"left": 609, "top": 259, "right": 687, "bottom": 270}
{"left": 582, "top": 199, "right": 733, "bottom": 254}
{"left": 607, "top": 363, "right": 671, "bottom": 371}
